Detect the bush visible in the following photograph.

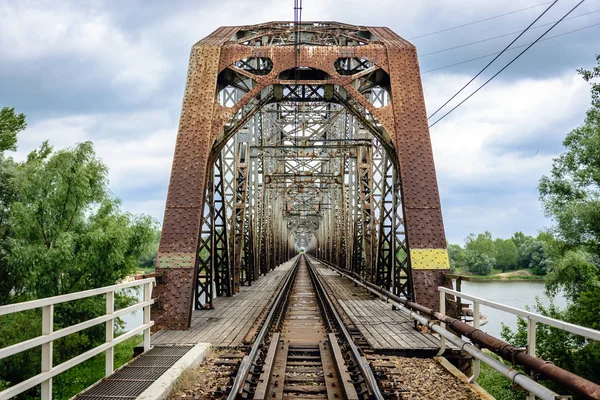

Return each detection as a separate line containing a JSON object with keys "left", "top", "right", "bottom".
{"left": 463, "top": 250, "right": 495, "bottom": 275}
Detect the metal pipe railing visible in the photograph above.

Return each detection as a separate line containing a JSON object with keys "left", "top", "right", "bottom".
{"left": 311, "top": 256, "right": 600, "bottom": 400}
{"left": 0, "top": 278, "right": 155, "bottom": 400}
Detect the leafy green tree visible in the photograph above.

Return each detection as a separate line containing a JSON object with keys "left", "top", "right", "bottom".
{"left": 0, "top": 107, "right": 26, "bottom": 304}
{"left": 538, "top": 59, "right": 600, "bottom": 259}
{"left": 465, "top": 231, "right": 496, "bottom": 258}
{"left": 511, "top": 231, "right": 528, "bottom": 250}
{"left": 517, "top": 237, "right": 550, "bottom": 275}
{"left": 0, "top": 110, "right": 158, "bottom": 395}
{"left": 502, "top": 300, "right": 600, "bottom": 396}
{"left": 463, "top": 249, "right": 495, "bottom": 275}
{"left": 494, "top": 238, "right": 518, "bottom": 271}
{"left": 447, "top": 243, "right": 465, "bottom": 271}
{"left": 502, "top": 56, "right": 600, "bottom": 397}
{"left": 0, "top": 107, "right": 26, "bottom": 152}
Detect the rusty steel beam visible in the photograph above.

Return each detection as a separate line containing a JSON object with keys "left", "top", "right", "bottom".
{"left": 152, "top": 22, "right": 451, "bottom": 330}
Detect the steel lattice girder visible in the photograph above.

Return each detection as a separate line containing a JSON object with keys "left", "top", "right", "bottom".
{"left": 152, "top": 22, "right": 451, "bottom": 330}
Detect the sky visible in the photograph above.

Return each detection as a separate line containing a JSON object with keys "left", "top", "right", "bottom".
{"left": 1, "top": 0, "right": 598, "bottom": 245}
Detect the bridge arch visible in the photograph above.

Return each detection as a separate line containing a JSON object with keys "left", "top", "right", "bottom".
{"left": 152, "top": 22, "right": 450, "bottom": 330}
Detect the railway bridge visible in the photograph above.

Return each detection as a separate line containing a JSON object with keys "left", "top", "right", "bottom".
{"left": 2, "top": 21, "right": 600, "bottom": 400}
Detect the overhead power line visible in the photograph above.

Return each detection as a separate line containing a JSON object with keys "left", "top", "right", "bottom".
{"left": 422, "top": 21, "right": 600, "bottom": 74}
{"left": 409, "top": 2, "right": 554, "bottom": 40}
{"left": 427, "top": 0, "right": 559, "bottom": 120}
{"left": 419, "top": 9, "right": 600, "bottom": 57}
{"left": 428, "top": 0, "right": 587, "bottom": 129}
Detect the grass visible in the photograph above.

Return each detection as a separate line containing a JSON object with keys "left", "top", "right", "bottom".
{"left": 478, "top": 359, "right": 526, "bottom": 400}
{"left": 50, "top": 334, "right": 142, "bottom": 400}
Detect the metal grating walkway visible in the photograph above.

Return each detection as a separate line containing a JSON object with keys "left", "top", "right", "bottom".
{"left": 75, "top": 346, "right": 192, "bottom": 400}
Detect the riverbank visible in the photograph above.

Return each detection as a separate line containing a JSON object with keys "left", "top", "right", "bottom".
{"left": 451, "top": 268, "right": 545, "bottom": 282}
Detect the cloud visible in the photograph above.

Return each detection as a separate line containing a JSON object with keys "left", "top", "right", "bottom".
{"left": 0, "top": 1, "right": 169, "bottom": 99}
{"left": 2, "top": 0, "right": 597, "bottom": 242}
{"left": 426, "top": 71, "right": 590, "bottom": 242}
{"left": 14, "top": 111, "right": 177, "bottom": 223}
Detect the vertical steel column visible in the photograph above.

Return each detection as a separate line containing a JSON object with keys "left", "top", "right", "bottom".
{"left": 233, "top": 141, "right": 250, "bottom": 293}
{"left": 392, "top": 168, "right": 413, "bottom": 299}
{"left": 358, "top": 145, "right": 375, "bottom": 281}
{"left": 376, "top": 155, "right": 394, "bottom": 289}
{"left": 213, "top": 156, "right": 231, "bottom": 297}
{"left": 196, "top": 166, "right": 214, "bottom": 309}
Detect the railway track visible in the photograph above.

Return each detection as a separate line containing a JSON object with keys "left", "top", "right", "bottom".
{"left": 175, "top": 255, "right": 481, "bottom": 399}
{"left": 228, "top": 255, "right": 382, "bottom": 400}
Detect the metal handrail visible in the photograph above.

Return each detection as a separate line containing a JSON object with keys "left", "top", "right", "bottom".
{"left": 438, "top": 287, "right": 600, "bottom": 341}
{"left": 0, "top": 278, "right": 155, "bottom": 400}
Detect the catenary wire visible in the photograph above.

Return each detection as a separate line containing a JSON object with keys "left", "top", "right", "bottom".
{"left": 419, "top": 9, "right": 600, "bottom": 57}
{"left": 409, "top": 2, "right": 554, "bottom": 40}
{"left": 427, "top": 0, "right": 559, "bottom": 120}
{"left": 428, "top": 0, "right": 587, "bottom": 128}
{"left": 422, "top": 21, "right": 600, "bottom": 74}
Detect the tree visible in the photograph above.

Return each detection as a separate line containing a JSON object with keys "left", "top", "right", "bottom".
{"left": 465, "top": 231, "right": 496, "bottom": 258}
{"left": 494, "top": 238, "right": 518, "bottom": 271}
{"left": 0, "top": 107, "right": 26, "bottom": 152}
{"left": 447, "top": 243, "right": 465, "bottom": 271}
{"left": 0, "top": 107, "right": 25, "bottom": 303}
{"left": 502, "top": 56, "right": 600, "bottom": 397}
{"left": 0, "top": 110, "right": 158, "bottom": 393}
{"left": 517, "top": 237, "right": 550, "bottom": 275}
{"left": 538, "top": 60, "right": 600, "bottom": 259}
{"left": 463, "top": 249, "right": 495, "bottom": 275}
{"left": 511, "top": 231, "right": 528, "bottom": 250}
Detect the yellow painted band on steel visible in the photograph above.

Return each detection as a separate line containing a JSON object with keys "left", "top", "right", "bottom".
{"left": 410, "top": 249, "right": 450, "bottom": 270}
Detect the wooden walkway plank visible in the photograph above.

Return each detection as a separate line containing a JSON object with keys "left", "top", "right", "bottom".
{"left": 312, "top": 261, "right": 444, "bottom": 352}
{"left": 150, "top": 257, "right": 298, "bottom": 347}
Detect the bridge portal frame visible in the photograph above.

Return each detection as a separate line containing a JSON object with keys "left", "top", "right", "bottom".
{"left": 152, "top": 22, "right": 451, "bottom": 330}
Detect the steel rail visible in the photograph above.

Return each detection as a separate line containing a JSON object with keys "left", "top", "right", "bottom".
{"left": 227, "top": 256, "right": 301, "bottom": 400}
{"left": 311, "top": 256, "right": 600, "bottom": 400}
{"left": 305, "top": 256, "right": 386, "bottom": 400}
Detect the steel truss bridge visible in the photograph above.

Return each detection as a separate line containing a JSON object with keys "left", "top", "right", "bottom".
{"left": 153, "top": 21, "right": 450, "bottom": 331}
{"left": 2, "top": 21, "right": 600, "bottom": 400}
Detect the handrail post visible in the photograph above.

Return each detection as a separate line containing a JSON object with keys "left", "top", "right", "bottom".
{"left": 143, "top": 282, "right": 152, "bottom": 351}
{"left": 437, "top": 289, "right": 446, "bottom": 355}
{"left": 470, "top": 301, "right": 480, "bottom": 382}
{"left": 41, "top": 304, "right": 53, "bottom": 400}
{"left": 105, "top": 291, "right": 114, "bottom": 376}
{"left": 526, "top": 318, "right": 537, "bottom": 400}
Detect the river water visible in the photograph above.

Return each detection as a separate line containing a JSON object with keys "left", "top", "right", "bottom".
{"left": 458, "top": 280, "right": 568, "bottom": 338}
{"left": 121, "top": 280, "right": 568, "bottom": 340}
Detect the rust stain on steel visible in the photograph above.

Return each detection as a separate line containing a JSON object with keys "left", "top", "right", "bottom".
{"left": 153, "top": 22, "right": 450, "bottom": 330}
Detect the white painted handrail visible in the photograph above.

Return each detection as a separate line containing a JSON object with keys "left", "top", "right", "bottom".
{"left": 438, "top": 287, "right": 600, "bottom": 341}
{"left": 439, "top": 286, "right": 600, "bottom": 400}
{"left": 0, "top": 278, "right": 155, "bottom": 400}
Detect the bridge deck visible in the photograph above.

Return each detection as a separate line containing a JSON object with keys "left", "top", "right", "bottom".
{"left": 151, "top": 257, "right": 296, "bottom": 347}
{"left": 312, "top": 260, "right": 443, "bottom": 354}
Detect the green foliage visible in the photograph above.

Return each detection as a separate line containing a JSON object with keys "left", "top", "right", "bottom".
{"left": 516, "top": 237, "right": 549, "bottom": 275}
{"left": 465, "top": 231, "right": 496, "bottom": 257}
{"left": 494, "top": 238, "right": 518, "bottom": 271}
{"left": 578, "top": 54, "right": 600, "bottom": 108}
{"left": 538, "top": 60, "right": 600, "bottom": 259}
{"left": 447, "top": 243, "right": 465, "bottom": 271}
{"left": 545, "top": 250, "right": 599, "bottom": 301}
{"left": 478, "top": 361, "right": 525, "bottom": 400}
{"left": 463, "top": 249, "right": 495, "bottom": 275}
{"left": 502, "top": 300, "right": 600, "bottom": 396}
{"left": 0, "top": 110, "right": 158, "bottom": 395}
{"left": 501, "top": 56, "right": 600, "bottom": 397}
{"left": 0, "top": 107, "right": 26, "bottom": 153}
{"left": 511, "top": 231, "right": 527, "bottom": 249}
